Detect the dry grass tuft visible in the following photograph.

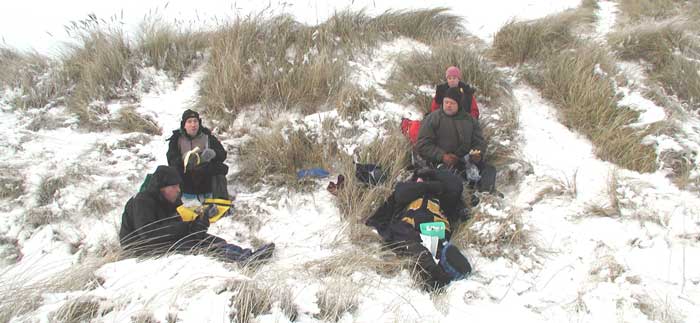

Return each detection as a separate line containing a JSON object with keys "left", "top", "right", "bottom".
{"left": 228, "top": 280, "right": 299, "bottom": 323}
{"left": 51, "top": 296, "right": 106, "bottom": 323}
{"left": 36, "top": 175, "right": 69, "bottom": 206}
{"left": 452, "top": 201, "right": 536, "bottom": 262}
{"left": 0, "top": 47, "right": 69, "bottom": 110}
{"left": 492, "top": 3, "right": 596, "bottom": 66}
{"left": 589, "top": 255, "right": 626, "bottom": 282}
{"left": 660, "top": 149, "right": 697, "bottom": 189}
{"left": 236, "top": 122, "right": 339, "bottom": 189}
{"left": 609, "top": 20, "right": 700, "bottom": 110}
{"left": 585, "top": 170, "right": 622, "bottom": 217}
{"left": 386, "top": 44, "right": 511, "bottom": 113}
{"left": 137, "top": 17, "right": 208, "bottom": 81}
{"left": 0, "top": 170, "right": 25, "bottom": 200}
{"left": 334, "top": 85, "right": 379, "bottom": 119}
{"left": 199, "top": 9, "right": 466, "bottom": 124}
{"left": 334, "top": 127, "right": 411, "bottom": 243}
{"left": 0, "top": 255, "right": 116, "bottom": 322}
{"left": 62, "top": 16, "right": 140, "bottom": 127}
{"left": 315, "top": 278, "right": 360, "bottom": 322}
{"left": 618, "top": 0, "right": 682, "bottom": 22}
{"left": 306, "top": 247, "right": 404, "bottom": 278}
{"left": 111, "top": 106, "right": 162, "bottom": 135}
{"left": 526, "top": 45, "right": 658, "bottom": 172}
{"left": 632, "top": 293, "right": 684, "bottom": 323}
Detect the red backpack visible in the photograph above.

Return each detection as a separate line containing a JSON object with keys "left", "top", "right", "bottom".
{"left": 400, "top": 118, "right": 421, "bottom": 145}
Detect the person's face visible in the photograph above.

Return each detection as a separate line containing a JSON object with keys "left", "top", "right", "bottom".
{"left": 184, "top": 118, "right": 199, "bottom": 136}
{"left": 447, "top": 75, "right": 460, "bottom": 88}
{"left": 443, "top": 97, "right": 459, "bottom": 116}
{"left": 160, "top": 184, "right": 181, "bottom": 203}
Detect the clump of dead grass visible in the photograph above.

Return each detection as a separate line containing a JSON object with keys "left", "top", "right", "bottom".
{"left": 137, "top": 17, "right": 208, "bottom": 81}
{"left": 111, "top": 106, "right": 162, "bottom": 135}
{"left": 236, "top": 121, "right": 339, "bottom": 189}
{"left": 199, "top": 9, "right": 467, "bottom": 125}
{"left": 315, "top": 278, "right": 360, "bottom": 322}
{"left": 525, "top": 45, "right": 658, "bottom": 173}
{"left": 386, "top": 44, "right": 511, "bottom": 114}
{"left": 452, "top": 200, "right": 537, "bottom": 262}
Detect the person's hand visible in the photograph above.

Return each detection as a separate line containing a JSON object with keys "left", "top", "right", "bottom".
{"left": 468, "top": 149, "right": 481, "bottom": 163}
{"left": 201, "top": 148, "right": 216, "bottom": 163}
{"left": 442, "top": 153, "right": 459, "bottom": 167}
{"left": 191, "top": 207, "right": 211, "bottom": 232}
{"left": 186, "top": 153, "right": 200, "bottom": 171}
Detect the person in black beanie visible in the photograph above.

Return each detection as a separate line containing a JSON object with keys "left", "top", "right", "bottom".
{"left": 166, "top": 109, "right": 229, "bottom": 199}
{"left": 416, "top": 87, "right": 498, "bottom": 194}
{"left": 365, "top": 168, "right": 471, "bottom": 290}
{"left": 119, "top": 165, "right": 275, "bottom": 263}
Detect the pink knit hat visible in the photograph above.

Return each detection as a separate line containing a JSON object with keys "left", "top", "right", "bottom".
{"left": 445, "top": 66, "right": 461, "bottom": 79}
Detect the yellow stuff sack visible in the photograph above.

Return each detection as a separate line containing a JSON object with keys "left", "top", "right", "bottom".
{"left": 176, "top": 198, "right": 234, "bottom": 223}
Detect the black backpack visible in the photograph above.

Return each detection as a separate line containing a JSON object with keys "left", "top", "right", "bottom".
{"left": 355, "top": 163, "right": 387, "bottom": 186}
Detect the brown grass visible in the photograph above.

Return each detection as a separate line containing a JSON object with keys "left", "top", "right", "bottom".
{"left": 334, "top": 85, "right": 380, "bottom": 119}
{"left": 51, "top": 296, "right": 106, "bottom": 323}
{"left": 0, "top": 47, "right": 69, "bottom": 110}
{"left": 228, "top": 280, "right": 272, "bottom": 323}
{"left": 334, "top": 127, "right": 411, "bottom": 243}
{"left": 618, "top": 0, "right": 683, "bottom": 22}
{"left": 111, "top": 106, "right": 162, "bottom": 135}
{"left": 0, "top": 169, "right": 25, "bottom": 201}
{"left": 492, "top": 4, "right": 596, "bottom": 65}
{"left": 451, "top": 198, "right": 536, "bottom": 262}
{"left": 386, "top": 44, "right": 511, "bottom": 113}
{"left": 315, "top": 278, "right": 360, "bottom": 322}
{"left": 526, "top": 45, "right": 658, "bottom": 173}
{"left": 199, "top": 9, "right": 466, "bottom": 125}
{"left": 0, "top": 255, "right": 117, "bottom": 322}
{"left": 137, "top": 17, "right": 208, "bottom": 81}
{"left": 609, "top": 20, "right": 700, "bottom": 110}
{"left": 235, "top": 121, "right": 339, "bottom": 189}
{"left": 632, "top": 293, "right": 684, "bottom": 323}
{"left": 60, "top": 17, "right": 139, "bottom": 128}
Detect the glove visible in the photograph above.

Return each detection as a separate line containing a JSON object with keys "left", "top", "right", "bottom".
{"left": 469, "top": 149, "right": 482, "bottom": 163}
{"left": 442, "top": 153, "right": 459, "bottom": 167}
{"left": 201, "top": 148, "right": 216, "bottom": 163}
{"left": 186, "top": 153, "right": 200, "bottom": 171}
{"left": 190, "top": 209, "right": 210, "bottom": 232}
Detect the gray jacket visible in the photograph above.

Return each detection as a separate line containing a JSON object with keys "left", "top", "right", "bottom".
{"left": 416, "top": 109, "right": 486, "bottom": 164}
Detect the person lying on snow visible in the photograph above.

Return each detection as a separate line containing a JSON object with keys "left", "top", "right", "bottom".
{"left": 119, "top": 165, "right": 274, "bottom": 263}
{"left": 167, "top": 109, "right": 229, "bottom": 199}
{"left": 429, "top": 66, "right": 479, "bottom": 120}
{"left": 366, "top": 168, "right": 472, "bottom": 290}
{"left": 416, "top": 86, "right": 499, "bottom": 195}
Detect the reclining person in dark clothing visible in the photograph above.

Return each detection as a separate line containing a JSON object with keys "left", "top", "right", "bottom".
{"left": 119, "top": 165, "right": 274, "bottom": 263}
{"left": 366, "top": 168, "right": 472, "bottom": 290}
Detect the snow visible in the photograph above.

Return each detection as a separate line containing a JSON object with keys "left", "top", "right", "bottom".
{"left": 2, "top": 0, "right": 700, "bottom": 322}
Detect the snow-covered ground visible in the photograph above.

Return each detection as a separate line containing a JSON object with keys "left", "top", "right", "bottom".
{"left": 2, "top": 0, "right": 700, "bottom": 322}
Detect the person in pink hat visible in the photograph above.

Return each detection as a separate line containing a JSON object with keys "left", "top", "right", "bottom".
{"left": 429, "top": 66, "right": 480, "bottom": 119}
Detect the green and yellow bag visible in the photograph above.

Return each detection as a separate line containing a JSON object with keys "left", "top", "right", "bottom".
{"left": 177, "top": 198, "right": 234, "bottom": 223}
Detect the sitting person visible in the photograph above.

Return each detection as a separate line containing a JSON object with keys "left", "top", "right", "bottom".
{"left": 167, "top": 109, "right": 229, "bottom": 199}
{"left": 366, "top": 169, "right": 471, "bottom": 290}
{"left": 416, "top": 87, "right": 497, "bottom": 193}
{"left": 119, "top": 165, "right": 274, "bottom": 263}
{"left": 429, "top": 66, "right": 479, "bottom": 119}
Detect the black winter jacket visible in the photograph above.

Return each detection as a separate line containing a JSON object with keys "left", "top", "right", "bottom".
{"left": 166, "top": 127, "right": 228, "bottom": 195}
{"left": 119, "top": 166, "right": 224, "bottom": 255}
